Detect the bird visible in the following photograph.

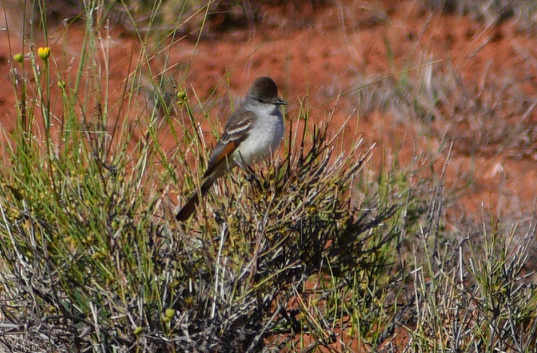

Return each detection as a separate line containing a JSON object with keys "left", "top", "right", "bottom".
{"left": 176, "top": 76, "right": 286, "bottom": 221}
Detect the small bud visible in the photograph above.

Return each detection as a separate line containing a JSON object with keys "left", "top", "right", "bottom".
{"left": 57, "top": 80, "right": 66, "bottom": 88}
{"left": 133, "top": 326, "right": 144, "bottom": 335}
{"left": 13, "top": 53, "right": 23, "bottom": 63}
{"left": 177, "top": 90, "right": 187, "bottom": 101}
{"left": 37, "top": 47, "right": 51, "bottom": 61}
{"left": 184, "top": 296, "right": 194, "bottom": 307}
{"left": 165, "top": 308, "right": 175, "bottom": 318}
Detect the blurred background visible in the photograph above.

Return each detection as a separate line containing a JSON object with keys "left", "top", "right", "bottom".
{"left": 3, "top": 0, "right": 537, "bottom": 226}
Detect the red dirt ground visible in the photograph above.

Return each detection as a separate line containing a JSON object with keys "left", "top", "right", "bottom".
{"left": 2, "top": 5, "right": 536, "bottom": 217}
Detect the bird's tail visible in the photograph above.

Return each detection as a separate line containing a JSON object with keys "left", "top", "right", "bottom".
{"left": 175, "top": 173, "right": 219, "bottom": 221}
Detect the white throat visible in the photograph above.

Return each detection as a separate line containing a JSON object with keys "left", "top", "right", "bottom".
{"left": 244, "top": 98, "right": 281, "bottom": 116}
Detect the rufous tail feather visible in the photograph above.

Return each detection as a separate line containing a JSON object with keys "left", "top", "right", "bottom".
{"left": 176, "top": 173, "right": 219, "bottom": 221}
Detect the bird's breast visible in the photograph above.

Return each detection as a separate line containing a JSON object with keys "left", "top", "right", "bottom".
{"left": 233, "top": 111, "right": 284, "bottom": 166}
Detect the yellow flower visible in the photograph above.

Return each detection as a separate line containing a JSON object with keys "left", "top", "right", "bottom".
{"left": 37, "top": 47, "right": 51, "bottom": 61}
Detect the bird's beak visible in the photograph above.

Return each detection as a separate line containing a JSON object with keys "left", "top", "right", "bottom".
{"left": 274, "top": 97, "right": 287, "bottom": 106}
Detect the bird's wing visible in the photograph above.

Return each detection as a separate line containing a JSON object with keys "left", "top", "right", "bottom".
{"left": 204, "top": 109, "right": 256, "bottom": 177}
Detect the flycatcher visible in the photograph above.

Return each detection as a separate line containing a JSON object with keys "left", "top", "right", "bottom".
{"left": 176, "top": 76, "right": 286, "bottom": 221}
